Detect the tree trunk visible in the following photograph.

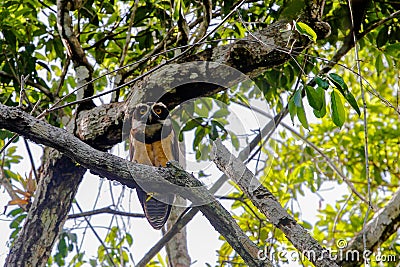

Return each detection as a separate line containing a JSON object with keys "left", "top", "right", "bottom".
{"left": 5, "top": 148, "right": 85, "bottom": 267}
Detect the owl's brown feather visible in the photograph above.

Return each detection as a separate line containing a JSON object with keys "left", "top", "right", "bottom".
{"left": 129, "top": 102, "right": 177, "bottom": 230}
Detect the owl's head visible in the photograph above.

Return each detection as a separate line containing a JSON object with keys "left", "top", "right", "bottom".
{"left": 133, "top": 102, "right": 169, "bottom": 125}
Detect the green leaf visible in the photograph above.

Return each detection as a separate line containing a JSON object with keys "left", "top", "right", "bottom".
{"left": 125, "top": 233, "right": 133, "bottom": 246}
{"left": 10, "top": 214, "right": 27, "bottom": 229}
{"left": 296, "top": 106, "right": 309, "bottom": 129}
{"left": 301, "top": 220, "right": 313, "bottom": 230}
{"left": 57, "top": 237, "right": 68, "bottom": 257}
{"left": 328, "top": 73, "right": 348, "bottom": 92}
{"left": 313, "top": 87, "right": 327, "bottom": 118}
{"left": 295, "top": 21, "right": 317, "bottom": 42}
{"left": 193, "top": 127, "right": 206, "bottom": 150}
{"left": 305, "top": 85, "right": 323, "bottom": 110}
{"left": 328, "top": 73, "right": 360, "bottom": 116}
{"left": 229, "top": 131, "right": 240, "bottom": 150}
{"left": 293, "top": 88, "right": 303, "bottom": 107}
{"left": 331, "top": 90, "right": 345, "bottom": 128}
{"left": 376, "top": 26, "right": 388, "bottom": 48}
{"left": 315, "top": 77, "right": 329, "bottom": 90}
{"left": 384, "top": 43, "right": 400, "bottom": 59}
{"left": 260, "top": 228, "right": 268, "bottom": 240}
{"left": 375, "top": 54, "right": 384, "bottom": 76}
{"left": 181, "top": 117, "right": 204, "bottom": 132}
{"left": 7, "top": 207, "right": 24, "bottom": 217}
{"left": 213, "top": 108, "right": 230, "bottom": 118}
{"left": 344, "top": 91, "right": 361, "bottom": 116}
{"left": 209, "top": 122, "right": 219, "bottom": 140}
{"left": 288, "top": 97, "right": 297, "bottom": 123}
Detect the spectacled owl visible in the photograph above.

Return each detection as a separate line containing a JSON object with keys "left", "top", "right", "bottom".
{"left": 129, "top": 102, "right": 177, "bottom": 229}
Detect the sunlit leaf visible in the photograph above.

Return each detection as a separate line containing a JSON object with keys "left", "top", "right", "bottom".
{"left": 295, "top": 21, "right": 317, "bottom": 42}
{"left": 296, "top": 106, "right": 309, "bottom": 129}
{"left": 305, "top": 85, "right": 323, "bottom": 110}
{"left": 331, "top": 90, "right": 345, "bottom": 128}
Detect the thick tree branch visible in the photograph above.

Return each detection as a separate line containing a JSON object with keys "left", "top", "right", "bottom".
{"left": 75, "top": 19, "right": 316, "bottom": 150}
{"left": 73, "top": 10, "right": 400, "bottom": 154}
{"left": 0, "top": 104, "right": 270, "bottom": 267}
{"left": 57, "top": 0, "right": 95, "bottom": 110}
{"left": 211, "top": 139, "right": 340, "bottom": 267}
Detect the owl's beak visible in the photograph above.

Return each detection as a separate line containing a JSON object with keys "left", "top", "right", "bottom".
{"left": 147, "top": 113, "right": 153, "bottom": 122}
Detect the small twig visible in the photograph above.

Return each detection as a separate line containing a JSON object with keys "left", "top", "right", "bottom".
{"left": 120, "top": 0, "right": 139, "bottom": 67}
{"left": 0, "top": 98, "right": 43, "bottom": 156}
{"left": 111, "top": 0, "right": 140, "bottom": 102}
{"left": 77, "top": 179, "right": 105, "bottom": 256}
{"left": 55, "top": 57, "right": 71, "bottom": 98}
{"left": 191, "top": 0, "right": 212, "bottom": 43}
{"left": 245, "top": 52, "right": 308, "bottom": 164}
{"left": 74, "top": 202, "right": 117, "bottom": 267}
{"left": 67, "top": 206, "right": 144, "bottom": 219}
{"left": 19, "top": 74, "right": 30, "bottom": 108}
{"left": 347, "top": 1, "right": 372, "bottom": 263}
{"left": 23, "top": 139, "right": 39, "bottom": 182}
{"left": 332, "top": 193, "right": 353, "bottom": 236}
{"left": 0, "top": 71, "right": 52, "bottom": 99}
{"left": 218, "top": 195, "right": 264, "bottom": 221}
{"left": 0, "top": 164, "right": 25, "bottom": 210}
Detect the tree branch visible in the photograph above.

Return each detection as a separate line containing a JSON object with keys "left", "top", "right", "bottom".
{"left": 211, "top": 139, "right": 341, "bottom": 267}
{"left": 57, "top": 0, "right": 95, "bottom": 111}
{"left": 339, "top": 187, "right": 400, "bottom": 267}
{"left": 0, "top": 104, "right": 270, "bottom": 267}
{"left": 67, "top": 206, "right": 145, "bottom": 219}
{"left": 135, "top": 108, "right": 283, "bottom": 264}
{"left": 76, "top": 19, "right": 313, "bottom": 150}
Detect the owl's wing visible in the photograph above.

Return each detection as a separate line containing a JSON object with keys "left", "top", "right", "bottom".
{"left": 133, "top": 124, "right": 177, "bottom": 230}
{"left": 136, "top": 187, "right": 173, "bottom": 230}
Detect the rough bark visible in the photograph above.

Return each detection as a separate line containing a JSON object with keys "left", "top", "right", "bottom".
{"left": 165, "top": 197, "right": 191, "bottom": 267}
{"left": 165, "top": 142, "right": 191, "bottom": 267}
{"left": 75, "top": 19, "right": 319, "bottom": 150}
{"left": 0, "top": 104, "right": 270, "bottom": 267}
{"left": 4, "top": 148, "right": 85, "bottom": 267}
{"left": 4, "top": 1, "right": 96, "bottom": 266}
{"left": 211, "top": 139, "right": 341, "bottom": 267}
{"left": 3, "top": 3, "right": 332, "bottom": 265}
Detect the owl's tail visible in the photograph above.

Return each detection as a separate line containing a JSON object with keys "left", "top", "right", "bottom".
{"left": 136, "top": 187, "right": 173, "bottom": 230}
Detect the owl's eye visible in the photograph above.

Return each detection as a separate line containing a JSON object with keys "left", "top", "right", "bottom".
{"left": 154, "top": 108, "right": 162, "bottom": 115}
{"left": 139, "top": 108, "right": 147, "bottom": 115}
